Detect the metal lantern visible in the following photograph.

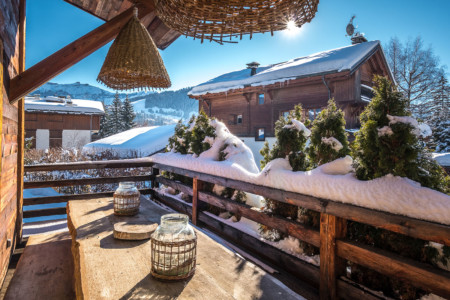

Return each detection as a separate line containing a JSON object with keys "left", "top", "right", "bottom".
{"left": 113, "top": 182, "right": 140, "bottom": 216}
{"left": 151, "top": 214, "right": 197, "bottom": 281}
{"left": 155, "top": 0, "right": 320, "bottom": 44}
{"left": 97, "top": 8, "right": 171, "bottom": 90}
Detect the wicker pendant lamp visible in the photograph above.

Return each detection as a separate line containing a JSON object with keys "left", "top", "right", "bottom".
{"left": 97, "top": 8, "right": 171, "bottom": 90}
{"left": 155, "top": 0, "right": 319, "bottom": 44}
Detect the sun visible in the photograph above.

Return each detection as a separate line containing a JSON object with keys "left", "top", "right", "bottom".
{"left": 284, "top": 20, "right": 301, "bottom": 36}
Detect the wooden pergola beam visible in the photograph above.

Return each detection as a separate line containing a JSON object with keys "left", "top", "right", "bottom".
{"left": 8, "top": 6, "right": 151, "bottom": 104}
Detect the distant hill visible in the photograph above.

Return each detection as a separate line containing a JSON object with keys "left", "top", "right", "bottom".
{"left": 30, "top": 82, "right": 198, "bottom": 125}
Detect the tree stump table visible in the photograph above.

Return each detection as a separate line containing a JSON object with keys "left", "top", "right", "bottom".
{"left": 67, "top": 195, "right": 302, "bottom": 300}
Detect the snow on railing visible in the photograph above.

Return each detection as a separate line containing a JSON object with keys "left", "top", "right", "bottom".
{"left": 23, "top": 158, "right": 450, "bottom": 299}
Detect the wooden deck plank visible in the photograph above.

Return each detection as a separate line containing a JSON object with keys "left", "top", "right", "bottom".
{"left": 3, "top": 231, "right": 75, "bottom": 300}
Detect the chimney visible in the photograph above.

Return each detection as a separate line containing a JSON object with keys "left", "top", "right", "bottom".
{"left": 246, "top": 62, "right": 260, "bottom": 76}
{"left": 351, "top": 32, "right": 368, "bottom": 44}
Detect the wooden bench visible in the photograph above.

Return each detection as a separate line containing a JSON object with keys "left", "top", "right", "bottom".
{"left": 4, "top": 231, "right": 75, "bottom": 300}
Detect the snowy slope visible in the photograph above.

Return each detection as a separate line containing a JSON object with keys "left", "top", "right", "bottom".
{"left": 83, "top": 125, "right": 176, "bottom": 158}
{"left": 189, "top": 41, "right": 381, "bottom": 96}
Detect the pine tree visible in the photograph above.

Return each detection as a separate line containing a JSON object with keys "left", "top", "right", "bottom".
{"left": 189, "top": 110, "right": 216, "bottom": 156}
{"left": 98, "top": 102, "right": 111, "bottom": 138}
{"left": 429, "top": 74, "right": 450, "bottom": 152}
{"left": 353, "top": 75, "right": 447, "bottom": 192}
{"left": 349, "top": 75, "right": 450, "bottom": 299}
{"left": 109, "top": 92, "right": 123, "bottom": 135}
{"left": 260, "top": 104, "right": 311, "bottom": 241}
{"left": 307, "top": 99, "right": 350, "bottom": 167}
{"left": 121, "top": 94, "right": 136, "bottom": 131}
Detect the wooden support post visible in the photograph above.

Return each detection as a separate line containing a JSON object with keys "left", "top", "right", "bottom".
{"left": 151, "top": 168, "right": 160, "bottom": 189}
{"left": 16, "top": 0, "right": 26, "bottom": 242}
{"left": 192, "top": 178, "right": 203, "bottom": 226}
{"left": 320, "top": 213, "right": 347, "bottom": 300}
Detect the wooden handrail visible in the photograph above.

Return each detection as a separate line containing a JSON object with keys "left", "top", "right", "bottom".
{"left": 24, "top": 158, "right": 153, "bottom": 172}
{"left": 24, "top": 175, "right": 153, "bottom": 189}
{"left": 151, "top": 163, "right": 450, "bottom": 299}
{"left": 23, "top": 160, "right": 450, "bottom": 299}
{"left": 153, "top": 163, "right": 450, "bottom": 247}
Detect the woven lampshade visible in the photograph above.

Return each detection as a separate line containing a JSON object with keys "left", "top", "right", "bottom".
{"left": 155, "top": 0, "right": 319, "bottom": 44}
{"left": 97, "top": 9, "right": 171, "bottom": 90}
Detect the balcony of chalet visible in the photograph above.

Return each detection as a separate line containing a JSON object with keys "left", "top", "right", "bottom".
{"left": 0, "top": 157, "right": 448, "bottom": 300}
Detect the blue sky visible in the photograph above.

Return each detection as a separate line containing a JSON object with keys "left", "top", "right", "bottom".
{"left": 26, "top": 0, "right": 450, "bottom": 92}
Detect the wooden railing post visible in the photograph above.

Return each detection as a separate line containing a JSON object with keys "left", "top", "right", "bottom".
{"left": 192, "top": 178, "right": 203, "bottom": 226}
{"left": 151, "top": 168, "right": 160, "bottom": 189}
{"left": 320, "top": 213, "right": 347, "bottom": 300}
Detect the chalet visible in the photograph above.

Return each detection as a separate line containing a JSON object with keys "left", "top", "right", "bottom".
{"left": 24, "top": 96, "right": 104, "bottom": 149}
{"left": 189, "top": 41, "right": 394, "bottom": 163}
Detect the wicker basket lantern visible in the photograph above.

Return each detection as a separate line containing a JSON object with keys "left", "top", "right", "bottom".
{"left": 151, "top": 214, "right": 197, "bottom": 281}
{"left": 113, "top": 182, "right": 140, "bottom": 216}
{"left": 155, "top": 0, "right": 320, "bottom": 44}
{"left": 97, "top": 8, "right": 171, "bottom": 90}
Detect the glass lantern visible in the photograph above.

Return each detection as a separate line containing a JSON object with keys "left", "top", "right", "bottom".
{"left": 113, "top": 182, "right": 140, "bottom": 216}
{"left": 150, "top": 214, "right": 197, "bottom": 281}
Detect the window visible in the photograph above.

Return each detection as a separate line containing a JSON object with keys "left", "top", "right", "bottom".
{"left": 255, "top": 127, "right": 265, "bottom": 141}
{"left": 237, "top": 114, "right": 243, "bottom": 124}
{"left": 308, "top": 108, "right": 322, "bottom": 121}
{"left": 258, "top": 93, "right": 265, "bottom": 105}
{"left": 282, "top": 111, "right": 290, "bottom": 119}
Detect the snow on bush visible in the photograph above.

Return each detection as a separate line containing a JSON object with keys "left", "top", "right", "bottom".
{"left": 164, "top": 111, "right": 264, "bottom": 210}
{"left": 321, "top": 137, "right": 343, "bottom": 151}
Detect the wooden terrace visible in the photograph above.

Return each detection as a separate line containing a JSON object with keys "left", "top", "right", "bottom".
{"left": 1, "top": 158, "right": 448, "bottom": 299}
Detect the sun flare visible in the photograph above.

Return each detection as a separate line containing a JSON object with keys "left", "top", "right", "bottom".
{"left": 285, "top": 20, "right": 301, "bottom": 36}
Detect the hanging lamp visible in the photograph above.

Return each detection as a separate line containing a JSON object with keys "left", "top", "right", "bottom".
{"left": 155, "top": 0, "right": 319, "bottom": 44}
{"left": 97, "top": 8, "right": 171, "bottom": 90}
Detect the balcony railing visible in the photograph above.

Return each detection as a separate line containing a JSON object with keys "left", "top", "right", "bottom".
{"left": 23, "top": 158, "right": 450, "bottom": 299}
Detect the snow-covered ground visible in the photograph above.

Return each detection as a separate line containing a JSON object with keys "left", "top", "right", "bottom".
{"left": 83, "top": 125, "right": 176, "bottom": 158}
{"left": 149, "top": 153, "right": 450, "bottom": 225}
{"left": 132, "top": 99, "right": 197, "bottom": 123}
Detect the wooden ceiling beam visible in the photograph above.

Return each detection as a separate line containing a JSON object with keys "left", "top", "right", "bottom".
{"left": 8, "top": 7, "right": 152, "bottom": 104}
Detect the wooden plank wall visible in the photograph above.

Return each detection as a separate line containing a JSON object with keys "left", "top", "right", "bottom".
{"left": 25, "top": 113, "right": 101, "bottom": 131}
{"left": 0, "top": 0, "right": 22, "bottom": 286}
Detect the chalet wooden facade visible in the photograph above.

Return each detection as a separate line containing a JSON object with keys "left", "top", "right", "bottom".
{"left": 189, "top": 41, "right": 394, "bottom": 139}
{"left": 24, "top": 96, "right": 104, "bottom": 149}
{"left": 0, "top": 0, "right": 180, "bottom": 288}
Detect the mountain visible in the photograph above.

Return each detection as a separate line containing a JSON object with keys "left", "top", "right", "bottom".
{"left": 30, "top": 82, "right": 143, "bottom": 104}
{"left": 30, "top": 82, "right": 198, "bottom": 125}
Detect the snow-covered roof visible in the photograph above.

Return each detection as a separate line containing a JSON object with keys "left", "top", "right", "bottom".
{"left": 432, "top": 153, "right": 450, "bottom": 167}
{"left": 189, "top": 41, "right": 382, "bottom": 96}
{"left": 25, "top": 96, "right": 105, "bottom": 115}
{"left": 82, "top": 125, "right": 176, "bottom": 158}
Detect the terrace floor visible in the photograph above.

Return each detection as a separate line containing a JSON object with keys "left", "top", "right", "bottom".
{"left": 2, "top": 195, "right": 306, "bottom": 300}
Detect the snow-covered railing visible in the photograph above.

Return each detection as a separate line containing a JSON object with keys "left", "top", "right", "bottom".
{"left": 22, "top": 158, "right": 450, "bottom": 299}
{"left": 150, "top": 163, "right": 450, "bottom": 300}
{"left": 23, "top": 158, "right": 154, "bottom": 219}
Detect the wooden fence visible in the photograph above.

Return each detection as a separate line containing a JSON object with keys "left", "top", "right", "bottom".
{"left": 23, "top": 158, "right": 450, "bottom": 300}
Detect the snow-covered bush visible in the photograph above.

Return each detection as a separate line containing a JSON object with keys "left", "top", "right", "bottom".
{"left": 164, "top": 110, "right": 262, "bottom": 217}
{"left": 259, "top": 104, "right": 312, "bottom": 242}
{"left": 353, "top": 75, "right": 448, "bottom": 193}
{"left": 350, "top": 76, "right": 450, "bottom": 299}
{"left": 307, "top": 99, "right": 350, "bottom": 168}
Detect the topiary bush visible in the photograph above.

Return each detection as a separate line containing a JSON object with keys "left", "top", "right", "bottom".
{"left": 350, "top": 75, "right": 450, "bottom": 299}
{"left": 307, "top": 99, "right": 350, "bottom": 168}
{"left": 259, "top": 104, "right": 311, "bottom": 241}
